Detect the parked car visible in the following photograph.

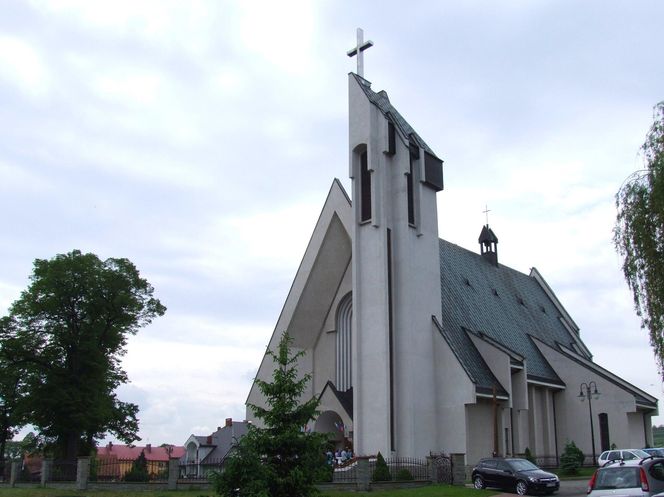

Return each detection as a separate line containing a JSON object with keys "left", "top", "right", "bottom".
{"left": 644, "top": 449, "right": 664, "bottom": 458}
{"left": 598, "top": 449, "right": 651, "bottom": 466}
{"left": 472, "top": 457, "right": 559, "bottom": 495}
{"left": 587, "top": 457, "right": 664, "bottom": 497}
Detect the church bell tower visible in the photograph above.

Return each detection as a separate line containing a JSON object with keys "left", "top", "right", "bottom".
{"left": 347, "top": 31, "right": 445, "bottom": 457}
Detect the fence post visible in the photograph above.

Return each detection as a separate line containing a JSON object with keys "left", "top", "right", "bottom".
{"left": 450, "top": 453, "right": 466, "bottom": 486}
{"left": 168, "top": 457, "right": 179, "bottom": 490}
{"left": 77, "top": 456, "right": 90, "bottom": 490}
{"left": 41, "top": 458, "right": 53, "bottom": 487}
{"left": 426, "top": 456, "right": 436, "bottom": 483}
{"left": 10, "top": 460, "right": 19, "bottom": 487}
{"left": 356, "top": 456, "right": 370, "bottom": 491}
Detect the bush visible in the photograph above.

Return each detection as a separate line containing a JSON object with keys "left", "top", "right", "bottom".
{"left": 123, "top": 451, "right": 150, "bottom": 482}
{"left": 524, "top": 447, "right": 536, "bottom": 464}
{"left": 372, "top": 452, "right": 391, "bottom": 482}
{"left": 394, "top": 468, "right": 414, "bottom": 481}
{"left": 560, "top": 441, "right": 585, "bottom": 475}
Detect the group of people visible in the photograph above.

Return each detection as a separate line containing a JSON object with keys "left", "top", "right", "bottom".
{"left": 326, "top": 447, "right": 353, "bottom": 466}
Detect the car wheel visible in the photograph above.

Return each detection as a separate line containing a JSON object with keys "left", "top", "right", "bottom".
{"left": 515, "top": 480, "right": 528, "bottom": 496}
{"left": 473, "top": 475, "right": 486, "bottom": 489}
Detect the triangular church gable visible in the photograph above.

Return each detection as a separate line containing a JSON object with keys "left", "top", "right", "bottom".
{"left": 246, "top": 179, "right": 352, "bottom": 412}
{"left": 532, "top": 337, "right": 657, "bottom": 448}
{"left": 541, "top": 338, "right": 658, "bottom": 410}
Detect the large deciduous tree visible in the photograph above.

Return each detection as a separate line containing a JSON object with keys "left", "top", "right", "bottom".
{"left": 0, "top": 250, "right": 165, "bottom": 460}
{"left": 0, "top": 342, "right": 29, "bottom": 478}
{"left": 614, "top": 101, "right": 664, "bottom": 375}
{"left": 212, "top": 332, "right": 328, "bottom": 497}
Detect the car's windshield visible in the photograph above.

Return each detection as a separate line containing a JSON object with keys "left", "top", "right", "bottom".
{"left": 595, "top": 467, "right": 640, "bottom": 490}
{"left": 509, "top": 459, "right": 539, "bottom": 472}
{"left": 633, "top": 449, "right": 651, "bottom": 458}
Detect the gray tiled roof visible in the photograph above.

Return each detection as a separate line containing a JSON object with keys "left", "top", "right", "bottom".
{"left": 351, "top": 73, "right": 437, "bottom": 157}
{"left": 438, "top": 239, "right": 578, "bottom": 391}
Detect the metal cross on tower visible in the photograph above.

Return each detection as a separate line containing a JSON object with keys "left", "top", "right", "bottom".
{"left": 347, "top": 28, "right": 373, "bottom": 78}
{"left": 483, "top": 205, "right": 492, "bottom": 227}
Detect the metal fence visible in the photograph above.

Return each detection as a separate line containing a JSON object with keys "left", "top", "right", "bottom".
{"left": 0, "top": 461, "right": 10, "bottom": 482}
{"left": 535, "top": 456, "right": 559, "bottom": 468}
{"left": 90, "top": 458, "right": 168, "bottom": 482}
{"left": 332, "top": 460, "right": 358, "bottom": 482}
{"left": 15, "top": 460, "right": 41, "bottom": 483}
{"left": 50, "top": 460, "right": 77, "bottom": 482}
{"left": 369, "top": 456, "right": 430, "bottom": 482}
{"left": 178, "top": 458, "right": 225, "bottom": 481}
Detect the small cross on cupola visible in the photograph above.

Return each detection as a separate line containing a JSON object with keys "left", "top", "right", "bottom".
{"left": 478, "top": 206, "right": 499, "bottom": 266}
{"left": 347, "top": 28, "right": 373, "bottom": 78}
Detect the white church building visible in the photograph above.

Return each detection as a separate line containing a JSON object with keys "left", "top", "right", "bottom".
{"left": 246, "top": 64, "right": 657, "bottom": 466}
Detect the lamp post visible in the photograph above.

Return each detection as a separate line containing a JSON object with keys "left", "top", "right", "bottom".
{"left": 579, "top": 381, "right": 600, "bottom": 465}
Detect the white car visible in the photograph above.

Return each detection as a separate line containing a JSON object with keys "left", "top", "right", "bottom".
{"left": 588, "top": 458, "right": 664, "bottom": 497}
{"left": 598, "top": 449, "right": 651, "bottom": 466}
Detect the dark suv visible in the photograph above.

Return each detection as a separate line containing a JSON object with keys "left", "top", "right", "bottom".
{"left": 472, "top": 458, "right": 560, "bottom": 495}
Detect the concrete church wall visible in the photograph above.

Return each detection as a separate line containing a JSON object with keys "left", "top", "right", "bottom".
{"left": 466, "top": 400, "right": 494, "bottom": 466}
{"left": 527, "top": 386, "right": 557, "bottom": 460}
{"left": 313, "top": 265, "right": 352, "bottom": 395}
{"left": 536, "top": 341, "right": 646, "bottom": 455}
{"left": 433, "top": 330, "right": 474, "bottom": 454}
{"left": 469, "top": 335, "right": 512, "bottom": 407}
{"left": 627, "top": 412, "right": 647, "bottom": 448}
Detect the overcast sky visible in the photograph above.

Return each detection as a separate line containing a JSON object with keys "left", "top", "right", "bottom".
{"left": 1, "top": 0, "right": 663, "bottom": 446}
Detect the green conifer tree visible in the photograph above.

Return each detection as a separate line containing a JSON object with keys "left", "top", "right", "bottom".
{"left": 212, "top": 332, "right": 327, "bottom": 497}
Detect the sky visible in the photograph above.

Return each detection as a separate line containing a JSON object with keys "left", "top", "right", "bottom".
{"left": 1, "top": 0, "right": 663, "bottom": 446}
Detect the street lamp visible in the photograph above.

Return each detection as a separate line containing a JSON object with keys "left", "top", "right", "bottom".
{"left": 579, "top": 381, "right": 601, "bottom": 465}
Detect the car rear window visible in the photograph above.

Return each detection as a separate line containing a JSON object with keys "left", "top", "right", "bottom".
{"left": 649, "top": 461, "right": 664, "bottom": 481}
{"left": 595, "top": 467, "right": 640, "bottom": 489}
{"left": 607, "top": 451, "right": 620, "bottom": 461}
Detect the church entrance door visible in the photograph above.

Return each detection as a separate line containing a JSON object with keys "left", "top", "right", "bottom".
{"left": 315, "top": 410, "right": 346, "bottom": 449}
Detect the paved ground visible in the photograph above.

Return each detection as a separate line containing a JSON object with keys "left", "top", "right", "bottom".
{"left": 558, "top": 478, "right": 591, "bottom": 497}
{"left": 487, "top": 478, "right": 591, "bottom": 497}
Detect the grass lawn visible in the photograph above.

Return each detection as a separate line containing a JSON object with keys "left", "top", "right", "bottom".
{"left": 0, "top": 484, "right": 500, "bottom": 497}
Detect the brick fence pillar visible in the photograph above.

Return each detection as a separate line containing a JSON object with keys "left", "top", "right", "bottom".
{"left": 76, "top": 456, "right": 90, "bottom": 490}
{"left": 450, "top": 453, "right": 466, "bottom": 485}
{"left": 356, "top": 457, "right": 370, "bottom": 491}
{"left": 41, "top": 458, "right": 53, "bottom": 487}
{"left": 10, "top": 461, "right": 20, "bottom": 487}
{"left": 168, "top": 457, "right": 179, "bottom": 490}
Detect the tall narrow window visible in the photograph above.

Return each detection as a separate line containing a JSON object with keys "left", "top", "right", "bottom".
{"left": 360, "top": 151, "right": 371, "bottom": 222}
{"left": 335, "top": 294, "right": 353, "bottom": 392}
{"left": 406, "top": 158, "right": 415, "bottom": 225}
{"left": 599, "top": 413, "right": 610, "bottom": 452}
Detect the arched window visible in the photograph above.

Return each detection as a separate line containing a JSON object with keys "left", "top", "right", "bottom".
{"left": 336, "top": 294, "right": 353, "bottom": 392}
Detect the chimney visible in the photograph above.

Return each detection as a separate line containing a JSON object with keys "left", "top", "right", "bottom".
{"left": 107, "top": 441, "right": 113, "bottom": 452}
{"left": 146, "top": 443, "right": 151, "bottom": 453}
{"left": 225, "top": 418, "right": 233, "bottom": 427}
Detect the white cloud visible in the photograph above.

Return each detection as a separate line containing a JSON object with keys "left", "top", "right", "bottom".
{"left": 3, "top": 0, "right": 664, "bottom": 443}
{"left": 0, "top": 35, "right": 50, "bottom": 98}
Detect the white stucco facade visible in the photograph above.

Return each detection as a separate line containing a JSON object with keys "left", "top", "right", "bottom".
{"left": 246, "top": 72, "right": 658, "bottom": 465}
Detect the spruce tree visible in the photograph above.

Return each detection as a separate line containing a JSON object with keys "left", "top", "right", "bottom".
{"left": 212, "top": 332, "right": 327, "bottom": 497}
